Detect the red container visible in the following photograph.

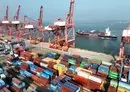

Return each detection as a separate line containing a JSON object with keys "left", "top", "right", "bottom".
{"left": 36, "top": 67, "right": 43, "bottom": 73}
{"left": 87, "top": 80, "right": 101, "bottom": 90}
{"left": 20, "top": 51, "right": 33, "bottom": 61}
{"left": 2, "top": 87, "right": 11, "bottom": 92}
{"left": 12, "top": 78, "right": 22, "bottom": 85}
{"left": 20, "top": 63, "right": 28, "bottom": 70}
{"left": 73, "top": 75, "right": 87, "bottom": 86}
{"left": 48, "top": 62, "right": 56, "bottom": 69}
{"left": 61, "top": 85, "right": 73, "bottom": 92}
{"left": 39, "top": 77, "right": 49, "bottom": 86}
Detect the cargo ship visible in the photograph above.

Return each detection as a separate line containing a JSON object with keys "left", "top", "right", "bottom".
{"left": 76, "top": 28, "right": 118, "bottom": 40}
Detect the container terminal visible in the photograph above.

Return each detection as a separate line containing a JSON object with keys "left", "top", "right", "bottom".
{"left": 0, "top": 0, "right": 130, "bottom": 92}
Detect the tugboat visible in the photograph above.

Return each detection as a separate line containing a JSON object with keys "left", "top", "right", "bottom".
{"left": 76, "top": 28, "right": 118, "bottom": 40}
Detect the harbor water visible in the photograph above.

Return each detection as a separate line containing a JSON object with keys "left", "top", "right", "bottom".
{"left": 75, "top": 21, "right": 130, "bottom": 55}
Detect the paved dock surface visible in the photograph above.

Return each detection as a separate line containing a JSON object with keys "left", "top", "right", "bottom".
{"left": 25, "top": 40, "right": 114, "bottom": 62}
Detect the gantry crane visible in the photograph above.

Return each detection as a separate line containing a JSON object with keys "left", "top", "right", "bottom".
{"left": 119, "top": 24, "right": 130, "bottom": 62}
{"left": 45, "top": 0, "right": 75, "bottom": 51}
{"left": 10, "top": 5, "right": 21, "bottom": 42}
{"left": 119, "top": 24, "right": 130, "bottom": 80}
{"left": 21, "top": 5, "right": 44, "bottom": 44}
{"left": 1, "top": 6, "right": 10, "bottom": 36}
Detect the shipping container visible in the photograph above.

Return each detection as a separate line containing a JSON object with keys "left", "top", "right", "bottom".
{"left": 128, "top": 70, "right": 130, "bottom": 83}
{"left": 68, "top": 59, "right": 76, "bottom": 65}
{"left": 2, "top": 87, "right": 11, "bottom": 92}
{"left": 44, "top": 69, "right": 54, "bottom": 77}
{"left": 108, "top": 86, "right": 117, "bottom": 92}
{"left": 63, "top": 82, "right": 80, "bottom": 92}
{"left": 61, "top": 85, "right": 73, "bottom": 92}
{"left": 97, "top": 65, "right": 109, "bottom": 77}
{"left": 118, "top": 81, "right": 130, "bottom": 91}
{"left": 73, "top": 75, "right": 88, "bottom": 86}
{"left": 69, "top": 66, "right": 76, "bottom": 72}
{"left": 0, "top": 79, "right": 5, "bottom": 88}
{"left": 40, "top": 72, "right": 50, "bottom": 79}
{"left": 87, "top": 75, "right": 105, "bottom": 91}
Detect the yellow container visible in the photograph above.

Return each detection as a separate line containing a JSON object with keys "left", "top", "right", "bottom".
{"left": 117, "top": 87, "right": 127, "bottom": 92}
{"left": 30, "top": 52, "right": 38, "bottom": 58}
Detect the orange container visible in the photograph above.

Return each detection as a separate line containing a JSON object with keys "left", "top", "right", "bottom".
{"left": 31, "top": 74, "right": 38, "bottom": 81}
{"left": 73, "top": 75, "right": 88, "bottom": 86}
{"left": 61, "top": 85, "right": 73, "bottom": 92}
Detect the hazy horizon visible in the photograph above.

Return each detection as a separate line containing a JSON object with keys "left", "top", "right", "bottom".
{"left": 0, "top": 0, "right": 130, "bottom": 23}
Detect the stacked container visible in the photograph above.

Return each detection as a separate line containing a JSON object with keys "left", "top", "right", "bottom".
{"left": 117, "top": 81, "right": 130, "bottom": 92}
{"left": 0, "top": 79, "right": 5, "bottom": 89}
{"left": 54, "top": 64, "right": 67, "bottom": 76}
{"left": 20, "top": 63, "right": 28, "bottom": 71}
{"left": 108, "top": 80, "right": 118, "bottom": 92}
{"left": 20, "top": 51, "right": 33, "bottom": 61}
{"left": 31, "top": 74, "right": 49, "bottom": 87}
{"left": 108, "top": 66, "right": 120, "bottom": 79}
{"left": 1, "top": 87, "right": 11, "bottom": 92}
{"left": 128, "top": 70, "right": 130, "bottom": 83}
{"left": 87, "top": 75, "right": 105, "bottom": 91}
{"left": 97, "top": 65, "right": 109, "bottom": 78}
{"left": 11, "top": 77, "right": 26, "bottom": 92}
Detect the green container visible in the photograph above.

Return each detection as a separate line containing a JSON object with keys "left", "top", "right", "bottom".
{"left": 80, "top": 61, "right": 86, "bottom": 68}
{"left": 68, "top": 59, "right": 76, "bottom": 65}
{"left": 109, "top": 71, "right": 119, "bottom": 79}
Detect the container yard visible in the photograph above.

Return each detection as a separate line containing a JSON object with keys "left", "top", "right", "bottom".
{"left": 0, "top": 0, "right": 130, "bottom": 92}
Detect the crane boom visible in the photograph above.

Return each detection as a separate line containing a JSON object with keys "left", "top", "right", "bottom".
{"left": 14, "top": 5, "right": 21, "bottom": 20}
{"left": 38, "top": 5, "right": 43, "bottom": 28}
{"left": 4, "top": 6, "right": 8, "bottom": 20}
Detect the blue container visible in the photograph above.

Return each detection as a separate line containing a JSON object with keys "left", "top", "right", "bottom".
{"left": 119, "top": 81, "right": 130, "bottom": 90}
{"left": 0, "top": 79, "right": 5, "bottom": 87}
{"left": 12, "top": 82, "right": 25, "bottom": 89}
{"left": 24, "top": 71, "right": 31, "bottom": 77}
{"left": 40, "top": 72, "right": 50, "bottom": 79}
{"left": 50, "top": 81, "right": 58, "bottom": 91}
{"left": 64, "top": 54, "right": 72, "bottom": 59}
{"left": 44, "top": 69, "right": 54, "bottom": 77}
{"left": 98, "top": 65, "right": 109, "bottom": 73}
{"left": 128, "top": 70, "right": 130, "bottom": 82}
{"left": 91, "top": 63, "right": 99, "bottom": 69}
{"left": 20, "top": 70, "right": 25, "bottom": 75}
{"left": 64, "top": 82, "right": 79, "bottom": 92}
{"left": 69, "top": 66, "right": 76, "bottom": 72}
{"left": 0, "top": 68, "right": 3, "bottom": 74}
{"left": 65, "top": 76, "right": 71, "bottom": 81}
{"left": 26, "top": 61, "right": 33, "bottom": 65}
